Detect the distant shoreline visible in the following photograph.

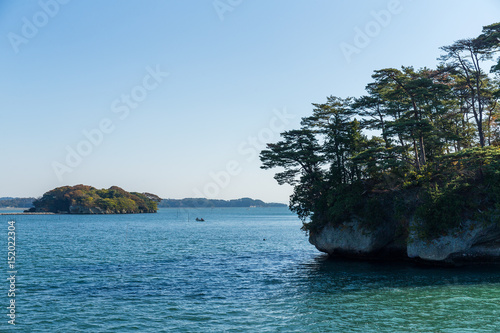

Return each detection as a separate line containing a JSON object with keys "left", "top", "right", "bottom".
{"left": 0, "top": 197, "right": 287, "bottom": 209}
{"left": 0, "top": 207, "right": 289, "bottom": 215}
{"left": 158, "top": 198, "right": 287, "bottom": 208}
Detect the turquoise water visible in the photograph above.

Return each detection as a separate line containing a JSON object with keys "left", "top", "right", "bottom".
{"left": 2, "top": 207, "right": 500, "bottom": 332}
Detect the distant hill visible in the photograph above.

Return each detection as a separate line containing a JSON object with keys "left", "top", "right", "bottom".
{"left": 158, "top": 198, "right": 287, "bottom": 208}
{"left": 1, "top": 196, "right": 287, "bottom": 209}
{"left": 0, "top": 197, "right": 35, "bottom": 208}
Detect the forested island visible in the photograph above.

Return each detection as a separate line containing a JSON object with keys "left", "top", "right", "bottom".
{"left": 158, "top": 197, "right": 286, "bottom": 208}
{"left": 26, "top": 185, "right": 161, "bottom": 214}
{"left": 261, "top": 23, "right": 500, "bottom": 264}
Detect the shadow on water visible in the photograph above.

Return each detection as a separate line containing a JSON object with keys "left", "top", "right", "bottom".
{"left": 296, "top": 254, "right": 500, "bottom": 294}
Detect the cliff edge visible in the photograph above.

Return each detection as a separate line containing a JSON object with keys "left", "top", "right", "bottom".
{"left": 309, "top": 218, "right": 500, "bottom": 265}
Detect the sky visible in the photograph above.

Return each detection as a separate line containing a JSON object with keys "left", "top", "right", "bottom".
{"left": 0, "top": 0, "right": 499, "bottom": 203}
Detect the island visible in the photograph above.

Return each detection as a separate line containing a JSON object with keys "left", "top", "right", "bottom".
{"left": 25, "top": 185, "right": 161, "bottom": 214}
{"left": 260, "top": 22, "right": 500, "bottom": 265}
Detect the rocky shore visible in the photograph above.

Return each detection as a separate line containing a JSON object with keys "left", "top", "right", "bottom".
{"left": 309, "top": 218, "right": 500, "bottom": 265}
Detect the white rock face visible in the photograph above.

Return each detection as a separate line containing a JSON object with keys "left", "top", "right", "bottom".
{"left": 309, "top": 219, "right": 395, "bottom": 255}
{"left": 407, "top": 220, "right": 500, "bottom": 262}
{"left": 309, "top": 217, "right": 500, "bottom": 263}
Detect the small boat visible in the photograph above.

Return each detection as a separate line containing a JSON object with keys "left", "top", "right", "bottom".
{"left": 195, "top": 218, "right": 205, "bottom": 222}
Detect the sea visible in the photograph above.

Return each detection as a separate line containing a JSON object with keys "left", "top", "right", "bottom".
{"left": 1, "top": 207, "right": 500, "bottom": 332}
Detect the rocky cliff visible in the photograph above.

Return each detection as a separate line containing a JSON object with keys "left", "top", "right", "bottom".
{"left": 407, "top": 219, "right": 500, "bottom": 263}
{"left": 309, "top": 218, "right": 500, "bottom": 265}
{"left": 309, "top": 219, "right": 405, "bottom": 258}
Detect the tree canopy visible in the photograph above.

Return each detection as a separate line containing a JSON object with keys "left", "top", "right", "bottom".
{"left": 261, "top": 22, "right": 500, "bottom": 239}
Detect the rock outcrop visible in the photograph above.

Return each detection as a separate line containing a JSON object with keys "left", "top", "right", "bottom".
{"left": 309, "top": 218, "right": 500, "bottom": 265}
{"left": 407, "top": 220, "right": 500, "bottom": 264}
{"left": 309, "top": 218, "right": 405, "bottom": 259}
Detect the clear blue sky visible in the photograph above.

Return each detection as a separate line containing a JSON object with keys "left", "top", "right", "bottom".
{"left": 1, "top": 0, "right": 499, "bottom": 202}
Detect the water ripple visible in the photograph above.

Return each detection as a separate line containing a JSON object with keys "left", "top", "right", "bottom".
{"left": 3, "top": 209, "right": 500, "bottom": 332}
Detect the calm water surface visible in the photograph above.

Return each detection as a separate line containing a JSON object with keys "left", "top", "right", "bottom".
{"left": 2, "top": 207, "right": 500, "bottom": 332}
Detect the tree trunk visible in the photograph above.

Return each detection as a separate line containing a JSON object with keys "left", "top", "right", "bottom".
{"left": 413, "top": 138, "right": 421, "bottom": 170}
{"left": 472, "top": 52, "right": 485, "bottom": 147}
{"left": 411, "top": 99, "right": 426, "bottom": 166}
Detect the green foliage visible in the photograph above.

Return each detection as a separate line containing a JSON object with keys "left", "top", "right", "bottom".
{"left": 401, "top": 147, "right": 500, "bottom": 240}
{"left": 415, "top": 182, "right": 470, "bottom": 240}
{"left": 325, "top": 182, "right": 364, "bottom": 226}
{"left": 261, "top": 22, "right": 500, "bottom": 240}
{"left": 33, "top": 185, "right": 159, "bottom": 214}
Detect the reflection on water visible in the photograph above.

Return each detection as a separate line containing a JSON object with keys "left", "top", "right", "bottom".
{"left": 301, "top": 256, "right": 500, "bottom": 291}
{"left": 290, "top": 256, "right": 500, "bottom": 332}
